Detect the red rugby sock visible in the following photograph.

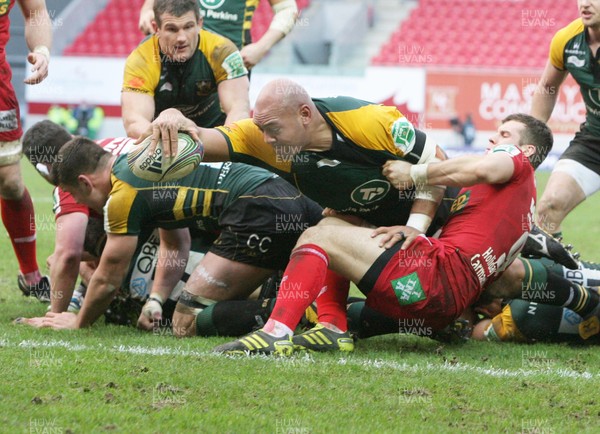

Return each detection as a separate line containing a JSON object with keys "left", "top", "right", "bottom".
{"left": 269, "top": 244, "right": 329, "bottom": 331}
{"left": 1, "top": 188, "right": 39, "bottom": 276}
{"left": 315, "top": 270, "right": 350, "bottom": 332}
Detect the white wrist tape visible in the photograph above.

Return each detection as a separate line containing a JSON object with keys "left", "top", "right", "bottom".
{"left": 406, "top": 213, "right": 432, "bottom": 233}
{"left": 410, "top": 164, "right": 429, "bottom": 185}
{"left": 33, "top": 45, "right": 50, "bottom": 59}
{"left": 148, "top": 293, "right": 164, "bottom": 305}
{"left": 269, "top": 0, "right": 298, "bottom": 35}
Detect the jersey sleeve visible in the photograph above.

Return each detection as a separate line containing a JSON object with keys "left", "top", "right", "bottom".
{"left": 202, "top": 30, "right": 248, "bottom": 83}
{"left": 549, "top": 18, "right": 584, "bottom": 70}
{"left": 53, "top": 187, "right": 90, "bottom": 220}
{"left": 483, "top": 304, "right": 528, "bottom": 343}
{"left": 215, "top": 119, "right": 291, "bottom": 174}
{"left": 104, "top": 175, "right": 147, "bottom": 235}
{"left": 325, "top": 104, "right": 432, "bottom": 163}
{"left": 122, "top": 38, "right": 160, "bottom": 96}
{"left": 491, "top": 144, "right": 529, "bottom": 181}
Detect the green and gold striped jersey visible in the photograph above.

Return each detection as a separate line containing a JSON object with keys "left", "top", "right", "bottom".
{"left": 105, "top": 156, "right": 275, "bottom": 235}
{"left": 549, "top": 18, "right": 600, "bottom": 136}
{"left": 216, "top": 96, "right": 436, "bottom": 227}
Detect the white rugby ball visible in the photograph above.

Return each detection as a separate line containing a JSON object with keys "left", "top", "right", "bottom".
{"left": 127, "top": 133, "right": 204, "bottom": 182}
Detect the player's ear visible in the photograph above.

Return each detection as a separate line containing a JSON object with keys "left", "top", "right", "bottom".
{"left": 299, "top": 104, "right": 311, "bottom": 125}
{"left": 151, "top": 19, "right": 159, "bottom": 34}
{"left": 77, "top": 174, "right": 93, "bottom": 194}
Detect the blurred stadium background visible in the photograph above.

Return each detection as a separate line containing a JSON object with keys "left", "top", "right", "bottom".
{"left": 8, "top": 0, "right": 580, "bottom": 167}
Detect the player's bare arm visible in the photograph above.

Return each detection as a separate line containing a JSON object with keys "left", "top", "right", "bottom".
{"left": 19, "top": 0, "right": 52, "bottom": 84}
{"left": 218, "top": 76, "right": 250, "bottom": 125}
{"left": 240, "top": 0, "right": 298, "bottom": 69}
{"left": 530, "top": 60, "right": 568, "bottom": 122}
{"left": 138, "top": 228, "right": 190, "bottom": 331}
{"left": 138, "top": 0, "right": 154, "bottom": 35}
{"left": 383, "top": 151, "right": 518, "bottom": 190}
{"left": 121, "top": 91, "right": 156, "bottom": 140}
{"left": 49, "top": 212, "right": 89, "bottom": 312}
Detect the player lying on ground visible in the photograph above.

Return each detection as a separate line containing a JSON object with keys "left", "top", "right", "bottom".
{"left": 348, "top": 255, "right": 600, "bottom": 341}
{"left": 19, "top": 137, "right": 322, "bottom": 333}
{"left": 22, "top": 120, "right": 314, "bottom": 335}
{"left": 140, "top": 81, "right": 579, "bottom": 339}
{"left": 212, "top": 113, "right": 562, "bottom": 355}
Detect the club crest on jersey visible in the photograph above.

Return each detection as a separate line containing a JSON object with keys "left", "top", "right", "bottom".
{"left": 351, "top": 180, "right": 390, "bottom": 205}
{"left": 390, "top": 117, "right": 416, "bottom": 155}
{"left": 391, "top": 272, "right": 426, "bottom": 306}
{"left": 450, "top": 190, "right": 470, "bottom": 214}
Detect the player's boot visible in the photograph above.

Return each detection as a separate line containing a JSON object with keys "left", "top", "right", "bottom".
{"left": 17, "top": 275, "right": 51, "bottom": 303}
{"left": 292, "top": 323, "right": 355, "bottom": 353}
{"left": 521, "top": 225, "right": 579, "bottom": 270}
{"left": 213, "top": 330, "right": 294, "bottom": 356}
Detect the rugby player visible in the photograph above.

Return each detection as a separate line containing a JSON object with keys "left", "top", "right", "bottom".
{"left": 122, "top": 0, "right": 250, "bottom": 139}
{"left": 0, "top": 0, "right": 51, "bottom": 300}
{"left": 531, "top": 0, "right": 600, "bottom": 238}
{"left": 213, "top": 113, "right": 561, "bottom": 355}
{"left": 20, "top": 137, "right": 322, "bottom": 334}
{"left": 138, "top": 0, "right": 298, "bottom": 70}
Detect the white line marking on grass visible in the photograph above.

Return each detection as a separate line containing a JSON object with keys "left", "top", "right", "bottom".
{"left": 10, "top": 338, "right": 598, "bottom": 380}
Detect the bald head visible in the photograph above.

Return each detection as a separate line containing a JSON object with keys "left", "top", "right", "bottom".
{"left": 255, "top": 79, "right": 312, "bottom": 114}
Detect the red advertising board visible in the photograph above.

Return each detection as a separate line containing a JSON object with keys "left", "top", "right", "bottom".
{"left": 425, "top": 70, "right": 585, "bottom": 134}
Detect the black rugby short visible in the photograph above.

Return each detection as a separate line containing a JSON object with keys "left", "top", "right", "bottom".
{"left": 209, "top": 177, "right": 323, "bottom": 270}
{"left": 560, "top": 127, "right": 600, "bottom": 175}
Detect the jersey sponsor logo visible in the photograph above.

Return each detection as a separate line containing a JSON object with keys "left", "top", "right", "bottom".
{"left": 159, "top": 82, "right": 173, "bottom": 92}
{"left": 204, "top": 8, "right": 238, "bottom": 22}
{"left": 587, "top": 88, "right": 600, "bottom": 108}
{"left": 565, "top": 48, "right": 585, "bottom": 56}
{"left": 492, "top": 143, "right": 520, "bottom": 156}
{"left": 130, "top": 277, "right": 148, "bottom": 299}
{"left": 222, "top": 52, "right": 247, "bottom": 79}
{"left": 350, "top": 180, "right": 390, "bottom": 205}
{"left": 0, "top": 0, "right": 9, "bottom": 16}
{"left": 391, "top": 272, "right": 426, "bottom": 306}
{"left": 566, "top": 55, "right": 585, "bottom": 68}
{"left": 562, "top": 309, "right": 582, "bottom": 326}
{"left": 247, "top": 234, "right": 271, "bottom": 253}
{"left": 201, "top": 0, "right": 226, "bottom": 10}
{"left": 0, "top": 109, "right": 19, "bottom": 132}
{"left": 449, "top": 190, "right": 470, "bottom": 214}
{"left": 390, "top": 117, "right": 416, "bottom": 155}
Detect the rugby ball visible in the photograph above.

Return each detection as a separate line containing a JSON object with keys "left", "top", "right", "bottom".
{"left": 127, "top": 133, "right": 203, "bottom": 182}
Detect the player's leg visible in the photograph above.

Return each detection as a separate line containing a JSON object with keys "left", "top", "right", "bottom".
{"left": 213, "top": 218, "right": 389, "bottom": 354}
{"left": 0, "top": 147, "right": 46, "bottom": 298}
{"left": 536, "top": 140, "right": 600, "bottom": 236}
{"left": 172, "top": 252, "right": 274, "bottom": 337}
{"left": 536, "top": 169, "right": 586, "bottom": 234}
{"left": 487, "top": 257, "right": 600, "bottom": 319}
{"left": 473, "top": 299, "right": 593, "bottom": 344}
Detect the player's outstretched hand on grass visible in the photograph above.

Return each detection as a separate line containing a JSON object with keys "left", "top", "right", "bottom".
{"left": 371, "top": 225, "right": 422, "bottom": 250}
{"left": 15, "top": 312, "right": 78, "bottom": 330}
{"left": 136, "top": 108, "right": 200, "bottom": 158}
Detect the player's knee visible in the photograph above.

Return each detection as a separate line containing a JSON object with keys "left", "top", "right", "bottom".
{"left": 297, "top": 224, "right": 323, "bottom": 245}
{"left": 486, "top": 261, "right": 524, "bottom": 298}
{"left": 537, "top": 189, "right": 568, "bottom": 216}
{"left": 0, "top": 171, "right": 24, "bottom": 199}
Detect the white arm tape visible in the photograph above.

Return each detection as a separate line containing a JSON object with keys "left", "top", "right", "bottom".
{"left": 406, "top": 213, "right": 432, "bottom": 233}
{"left": 34, "top": 45, "right": 50, "bottom": 59}
{"left": 269, "top": 0, "right": 298, "bottom": 35}
{"left": 410, "top": 164, "right": 429, "bottom": 185}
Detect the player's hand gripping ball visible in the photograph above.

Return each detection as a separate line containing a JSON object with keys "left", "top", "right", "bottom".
{"left": 127, "top": 132, "right": 204, "bottom": 182}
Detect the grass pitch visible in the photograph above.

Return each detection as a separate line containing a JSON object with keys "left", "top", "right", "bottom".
{"left": 1, "top": 164, "right": 600, "bottom": 433}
